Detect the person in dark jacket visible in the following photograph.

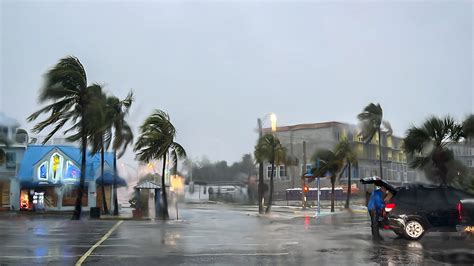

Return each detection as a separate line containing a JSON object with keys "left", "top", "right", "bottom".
{"left": 368, "top": 186, "right": 386, "bottom": 240}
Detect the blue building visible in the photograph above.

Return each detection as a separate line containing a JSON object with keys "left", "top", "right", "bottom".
{"left": 14, "top": 145, "right": 126, "bottom": 212}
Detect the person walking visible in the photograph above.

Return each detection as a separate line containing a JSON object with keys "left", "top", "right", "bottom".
{"left": 367, "top": 186, "right": 386, "bottom": 241}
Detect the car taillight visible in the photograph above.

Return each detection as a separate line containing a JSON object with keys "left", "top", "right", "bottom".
{"left": 457, "top": 202, "right": 463, "bottom": 221}
{"left": 385, "top": 203, "right": 396, "bottom": 212}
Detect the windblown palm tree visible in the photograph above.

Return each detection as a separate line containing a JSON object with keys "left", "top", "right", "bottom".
{"left": 134, "top": 110, "right": 186, "bottom": 219}
{"left": 403, "top": 116, "right": 464, "bottom": 185}
{"left": 107, "top": 93, "right": 134, "bottom": 216}
{"left": 254, "top": 134, "right": 286, "bottom": 214}
{"left": 79, "top": 84, "right": 111, "bottom": 214}
{"left": 334, "top": 139, "right": 358, "bottom": 209}
{"left": 312, "top": 149, "right": 343, "bottom": 212}
{"left": 357, "top": 103, "right": 392, "bottom": 179}
{"left": 27, "top": 56, "right": 91, "bottom": 220}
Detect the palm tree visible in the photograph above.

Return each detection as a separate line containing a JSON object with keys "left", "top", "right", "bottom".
{"left": 134, "top": 110, "right": 186, "bottom": 219}
{"left": 107, "top": 93, "right": 134, "bottom": 216}
{"left": 78, "top": 84, "right": 111, "bottom": 214}
{"left": 403, "top": 116, "right": 464, "bottom": 185}
{"left": 27, "top": 56, "right": 92, "bottom": 220}
{"left": 357, "top": 103, "right": 392, "bottom": 179}
{"left": 334, "top": 139, "right": 358, "bottom": 209}
{"left": 254, "top": 134, "right": 286, "bottom": 214}
{"left": 312, "top": 149, "right": 344, "bottom": 212}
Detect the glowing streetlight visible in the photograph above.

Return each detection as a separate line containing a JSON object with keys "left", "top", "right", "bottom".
{"left": 270, "top": 113, "right": 277, "bottom": 133}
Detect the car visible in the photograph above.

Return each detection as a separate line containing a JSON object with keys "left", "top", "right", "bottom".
{"left": 456, "top": 199, "right": 474, "bottom": 236}
{"left": 383, "top": 185, "right": 474, "bottom": 240}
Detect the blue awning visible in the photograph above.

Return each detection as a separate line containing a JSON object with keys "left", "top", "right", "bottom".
{"left": 95, "top": 172, "right": 127, "bottom": 187}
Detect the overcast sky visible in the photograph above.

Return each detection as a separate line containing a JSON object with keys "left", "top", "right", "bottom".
{"left": 1, "top": 0, "right": 472, "bottom": 164}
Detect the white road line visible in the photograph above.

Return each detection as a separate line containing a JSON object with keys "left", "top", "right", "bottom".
{"left": 75, "top": 220, "right": 123, "bottom": 266}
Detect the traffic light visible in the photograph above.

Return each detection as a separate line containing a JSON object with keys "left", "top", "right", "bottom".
{"left": 303, "top": 185, "right": 309, "bottom": 193}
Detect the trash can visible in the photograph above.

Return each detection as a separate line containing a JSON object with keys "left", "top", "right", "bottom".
{"left": 90, "top": 207, "right": 101, "bottom": 219}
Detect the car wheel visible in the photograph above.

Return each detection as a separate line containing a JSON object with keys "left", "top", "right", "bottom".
{"left": 404, "top": 220, "right": 425, "bottom": 240}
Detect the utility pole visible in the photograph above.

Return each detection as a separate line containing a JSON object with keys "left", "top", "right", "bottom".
{"left": 257, "top": 118, "right": 264, "bottom": 214}
{"left": 302, "top": 141, "right": 307, "bottom": 210}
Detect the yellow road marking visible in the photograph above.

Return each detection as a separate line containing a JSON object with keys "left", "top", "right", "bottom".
{"left": 75, "top": 220, "right": 123, "bottom": 266}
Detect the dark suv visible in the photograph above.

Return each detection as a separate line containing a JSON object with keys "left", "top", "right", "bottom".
{"left": 383, "top": 185, "right": 474, "bottom": 240}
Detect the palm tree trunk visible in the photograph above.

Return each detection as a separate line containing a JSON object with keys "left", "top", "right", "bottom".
{"left": 378, "top": 128, "right": 383, "bottom": 179}
{"left": 101, "top": 140, "right": 109, "bottom": 214}
{"left": 345, "top": 162, "right": 351, "bottom": 209}
{"left": 330, "top": 176, "right": 335, "bottom": 212}
{"left": 72, "top": 120, "right": 87, "bottom": 220}
{"left": 161, "top": 153, "right": 169, "bottom": 219}
{"left": 113, "top": 150, "right": 119, "bottom": 216}
{"left": 257, "top": 118, "right": 264, "bottom": 214}
{"left": 258, "top": 162, "right": 264, "bottom": 214}
{"left": 265, "top": 161, "right": 275, "bottom": 214}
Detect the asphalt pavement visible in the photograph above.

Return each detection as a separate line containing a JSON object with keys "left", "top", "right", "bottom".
{"left": 0, "top": 204, "right": 473, "bottom": 265}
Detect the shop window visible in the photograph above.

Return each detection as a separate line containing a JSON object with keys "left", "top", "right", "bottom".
{"left": 6, "top": 152, "right": 16, "bottom": 169}
{"left": 49, "top": 153, "right": 64, "bottom": 183}
{"left": 64, "top": 161, "right": 80, "bottom": 180}
{"left": 62, "top": 186, "right": 88, "bottom": 207}
{"left": 37, "top": 161, "right": 48, "bottom": 180}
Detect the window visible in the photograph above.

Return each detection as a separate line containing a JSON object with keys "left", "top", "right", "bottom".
{"left": 267, "top": 165, "right": 273, "bottom": 179}
{"left": 64, "top": 161, "right": 80, "bottom": 180}
{"left": 305, "top": 164, "right": 312, "bottom": 174}
{"left": 279, "top": 165, "right": 287, "bottom": 178}
{"left": 49, "top": 153, "right": 64, "bottom": 183}
{"left": 37, "top": 161, "right": 48, "bottom": 180}
{"left": 0, "top": 126, "right": 8, "bottom": 138}
{"left": 468, "top": 160, "right": 473, "bottom": 167}
{"left": 6, "top": 152, "right": 16, "bottom": 169}
{"left": 0, "top": 149, "right": 4, "bottom": 166}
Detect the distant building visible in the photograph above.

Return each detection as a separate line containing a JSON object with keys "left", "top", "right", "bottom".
{"left": 260, "top": 121, "right": 418, "bottom": 199}
{"left": 448, "top": 142, "right": 474, "bottom": 173}
{"left": 0, "top": 113, "right": 28, "bottom": 210}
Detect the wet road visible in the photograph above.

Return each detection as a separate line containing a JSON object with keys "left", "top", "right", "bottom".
{"left": 0, "top": 205, "right": 473, "bottom": 265}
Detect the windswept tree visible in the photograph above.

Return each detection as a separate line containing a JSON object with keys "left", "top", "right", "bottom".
{"left": 312, "top": 149, "right": 344, "bottom": 212}
{"left": 403, "top": 116, "right": 464, "bottom": 185}
{"left": 77, "top": 85, "right": 134, "bottom": 215}
{"left": 334, "top": 139, "right": 358, "bottom": 209}
{"left": 107, "top": 93, "right": 134, "bottom": 216}
{"left": 134, "top": 110, "right": 186, "bottom": 219}
{"left": 254, "top": 134, "right": 286, "bottom": 214}
{"left": 357, "top": 103, "right": 392, "bottom": 179}
{"left": 27, "top": 56, "right": 91, "bottom": 220}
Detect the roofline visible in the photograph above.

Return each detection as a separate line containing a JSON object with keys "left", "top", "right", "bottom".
{"left": 263, "top": 121, "right": 349, "bottom": 133}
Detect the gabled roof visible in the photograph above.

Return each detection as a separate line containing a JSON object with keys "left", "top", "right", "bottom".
{"left": 135, "top": 180, "right": 161, "bottom": 189}
{"left": 17, "top": 145, "right": 115, "bottom": 182}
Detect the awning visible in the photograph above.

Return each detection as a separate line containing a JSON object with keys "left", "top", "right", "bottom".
{"left": 95, "top": 172, "right": 127, "bottom": 187}
{"left": 135, "top": 180, "right": 160, "bottom": 190}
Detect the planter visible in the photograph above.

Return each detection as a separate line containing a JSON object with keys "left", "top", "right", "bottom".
{"left": 132, "top": 209, "right": 143, "bottom": 219}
